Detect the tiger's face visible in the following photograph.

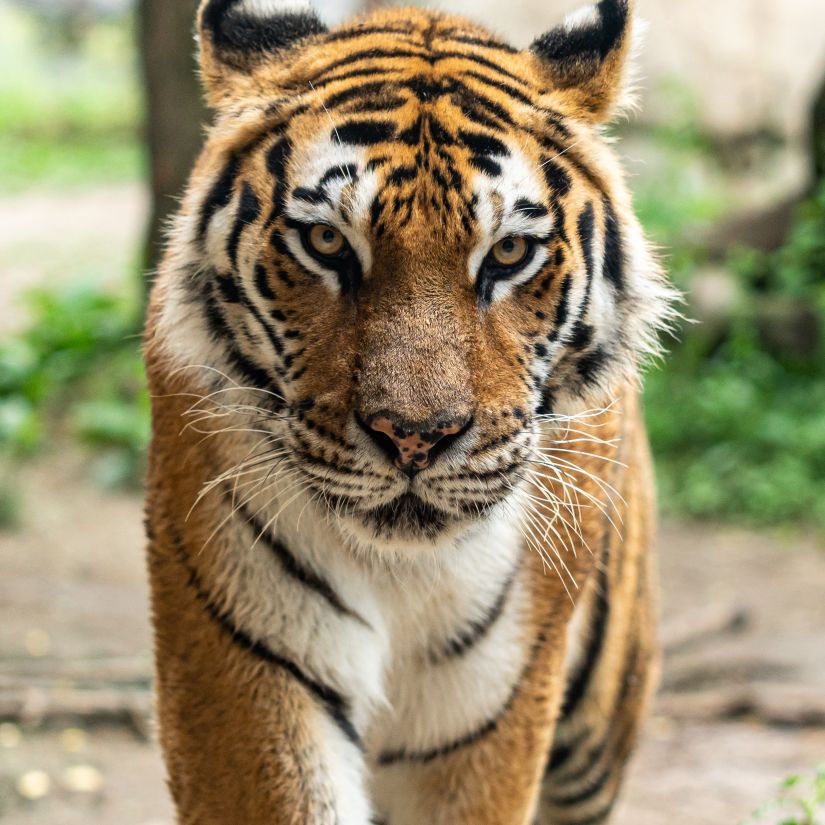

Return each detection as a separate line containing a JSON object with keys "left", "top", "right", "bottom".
{"left": 157, "top": 1, "right": 674, "bottom": 551}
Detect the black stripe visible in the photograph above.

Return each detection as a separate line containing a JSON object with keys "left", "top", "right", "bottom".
{"left": 433, "top": 50, "right": 531, "bottom": 88}
{"left": 324, "top": 80, "right": 392, "bottom": 109}
{"left": 459, "top": 129, "right": 509, "bottom": 157}
{"left": 543, "top": 158, "right": 572, "bottom": 198}
{"left": 254, "top": 263, "right": 276, "bottom": 300}
{"left": 378, "top": 710, "right": 503, "bottom": 767}
{"left": 553, "top": 274, "right": 573, "bottom": 332}
{"left": 577, "top": 346, "right": 609, "bottom": 385}
{"left": 442, "top": 34, "right": 518, "bottom": 54}
{"left": 541, "top": 108, "right": 573, "bottom": 139}
{"left": 227, "top": 181, "right": 261, "bottom": 270}
{"left": 320, "top": 164, "right": 358, "bottom": 187}
{"left": 469, "top": 156, "right": 502, "bottom": 177}
{"left": 556, "top": 801, "right": 616, "bottom": 825}
{"left": 569, "top": 321, "right": 594, "bottom": 351}
{"left": 228, "top": 274, "right": 287, "bottom": 360}
{"left": 553, "top": 644, "right": 641, "bottom": 786}
{"left": 577, "top": 202, "right": 596, "bottom": 314}
{"left": 309, "top": 66, "right": 407, "bottom": 91}
{"left": 165, "top": 521, "right": 361, "bottom": 748}
{"left": 233, "top": 497, "right": 368, "bottom": 626}
{"left": 462, "top": 70, "right": 535, "bottom": 108}
{"left": 266, "top": 136, "right": 292, "bottom": 223}
{"left": 313, "top": 48, "right": 429, "bottom": 80}
{"left": 430, "top": 572, "right": 516, "bottom": 663}
{"left": 216, "top": 273, "right": 241, "bottom": 304}
{"left": 559, "top": 538, "right": 610, "bottom": 718}
{"left": 450, "top": 79, "right": 516, "bottom": 127}
{"left": 514, "top": 198, "right": 549, "bottom": 219}
{"left": 199, "top": 155, "right": 241, "bottom": 242}
{"left": 547, "top": 734, "right": 582, "bottom": 774}
{"left": 387, "top": 165, "right": 418, "bottom": 186}
{"left": 550, "top": 764, "right": 612, "bottom": 806}
{"left": 323, "top": 25, "right": 415, "bottom": 43}
{"left": 202, "top": 291, "right": 285, "bottom": 406}
{"left": 292, "top": 186, "right": 331, "bottom": 205}
{"left": 335, "top": 120, "right": 396, "bottom": 146}
{"left": 601, "top": 197, "right": 625, "bottom": 292}
{"left": 540, "top": 134, "right": 604, "bottom": 193}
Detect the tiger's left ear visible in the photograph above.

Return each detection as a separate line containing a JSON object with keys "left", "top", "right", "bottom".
{"left": 530, "top": 0, "right": 636, "bottom": 122}
{"left": 197, "top": 0, "right": 327, "bottom": 106}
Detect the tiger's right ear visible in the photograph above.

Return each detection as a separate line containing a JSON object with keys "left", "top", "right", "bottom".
{"left": 197, "top": 0, "right": 327, "bottom": 106}
{"left": 530, "top": 0, "right": 635, "bottom": 122}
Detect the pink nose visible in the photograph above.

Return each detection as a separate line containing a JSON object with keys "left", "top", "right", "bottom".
{"left": 366, "top": 415, "right": 468, "bottom": 472}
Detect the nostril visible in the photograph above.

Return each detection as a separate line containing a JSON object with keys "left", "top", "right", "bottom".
{"left": 360, "top": 419, "right": 400, "bottom": 465}
{"left": 358, "top": 413, "right": 473, "bottom": 473}
{"left": 424, "top": 417, "right": 474, "bottom": 465}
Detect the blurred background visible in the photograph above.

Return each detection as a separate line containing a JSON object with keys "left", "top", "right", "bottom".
{"left": 1, "top": 0, "right": 824, "bottom": 822}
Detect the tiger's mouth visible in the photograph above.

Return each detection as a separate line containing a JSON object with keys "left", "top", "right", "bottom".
{"left": 361, "top": 492, "right": 450, "bottom": 539}
{"left": 318, "top": 488, "right": 458, "bottom": 542}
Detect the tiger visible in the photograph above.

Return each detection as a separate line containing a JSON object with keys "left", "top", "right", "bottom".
{"left": 143, "top": 0, "right": 677, "bottom": 823}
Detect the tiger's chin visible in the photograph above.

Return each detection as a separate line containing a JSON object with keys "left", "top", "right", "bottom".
{"left": 330, "top": 491, "right": 496, "bottom": 556}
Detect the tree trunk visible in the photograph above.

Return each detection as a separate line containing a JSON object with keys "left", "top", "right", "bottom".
{"left": 812, "top": 69, "right": 825, "bottom": 188}
{"left": 138, "top": 0, "right": 208, "bottom": 282}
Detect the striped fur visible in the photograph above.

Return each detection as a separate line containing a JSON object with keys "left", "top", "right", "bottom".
{"left": 144, "top": 1, "right": 674, "bottom": 823}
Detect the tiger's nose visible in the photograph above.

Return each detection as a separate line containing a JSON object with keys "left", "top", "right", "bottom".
{"left": 362, "top": 413, "right": 473, "bottom": 474}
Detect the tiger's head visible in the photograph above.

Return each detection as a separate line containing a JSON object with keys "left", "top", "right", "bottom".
{"left": 152, "top": 0, "right": 675, "bottom": 553}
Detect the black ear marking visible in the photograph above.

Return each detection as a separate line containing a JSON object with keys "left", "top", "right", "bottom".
{"left": 531, "top": 0, "right": 629, "bottom": 71}
{"left": 201, "top": 0, "right": 327, "bottom": 59}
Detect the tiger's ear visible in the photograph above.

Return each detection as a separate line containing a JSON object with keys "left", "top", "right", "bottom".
{"left": 197, "top": 0, "right": 327, "bottom": 106}
{"left": 530, "top": 0, "right": 635, "bottom": 122}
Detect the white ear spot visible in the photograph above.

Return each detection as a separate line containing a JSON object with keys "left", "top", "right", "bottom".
{"left": 562, "top": 4, "right": 600, "bottom": 32}
{"left": 239, "top": 0, "right": 314, "bottom": 16}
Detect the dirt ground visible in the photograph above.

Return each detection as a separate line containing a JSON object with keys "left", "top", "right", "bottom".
{"left": 1, "top": 451, "right": 824, "bottom": 825}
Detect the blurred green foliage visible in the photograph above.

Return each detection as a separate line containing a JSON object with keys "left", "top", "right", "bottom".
{"left": 645, "top": 181, "right": 825, "bottom": 530}
{"left": 0, "top": 3, "right": 143, "bottom": 190}
{"left": 742, "top": 764, "right": 825, "bottom": 825}
{"left": 0, "top": 285, "right": 149, "bottom": 499}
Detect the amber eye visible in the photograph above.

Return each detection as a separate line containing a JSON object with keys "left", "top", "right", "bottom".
{"left": 491, "top": 236, "right": 529, "bottom": 268}
{"left": 308, "top": 224, "right": 346, "bottom": 257}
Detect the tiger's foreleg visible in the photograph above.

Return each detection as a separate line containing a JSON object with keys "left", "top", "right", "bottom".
{"left": 537, "top": 427, "right": 659, "bottom": 825}
{"left": 146, "top": 517, "right": 374, "bottom": 825}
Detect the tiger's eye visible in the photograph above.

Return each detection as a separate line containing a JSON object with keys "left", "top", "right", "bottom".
{"left": 492, "top": 236, "right": 529, "bottom": 267}
{"left": 308, "top": 224, "right": 345, "bottom": 257}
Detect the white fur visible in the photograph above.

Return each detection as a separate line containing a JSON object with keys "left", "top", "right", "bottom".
{"left": 238, "top": 0, "right": 314, "bottom": 17}
{"left": 316, "top": 714, "right": 374, "bottom": 824}
{"left": 562, "top": 4, "right": 601, "bottom": 33}
{"left": 283, "top": 132, "right": 380, "bottom": 289}
{"left": 468, "top": 144, "right": 555, "bottom": 303}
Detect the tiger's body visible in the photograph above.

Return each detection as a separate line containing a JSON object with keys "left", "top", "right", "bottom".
{"left": 144, "top": 2, "right": 676, "bottom": 823}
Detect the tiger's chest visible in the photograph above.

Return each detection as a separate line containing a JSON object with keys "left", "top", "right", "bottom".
{"left": 212, "top": 490, "right": 533, "bottom": 755}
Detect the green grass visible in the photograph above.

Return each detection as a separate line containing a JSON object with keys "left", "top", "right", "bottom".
{"left": 742, "top": 765, "right": 825, "bottom": 825}
{"left": 0, "top": 284, "right": 149, "bottom": 494}
{"left": 0, "top": 4, "right": 143, "bottom": 191}
{"left": 643, "top": 177, "right": 825, "bottom": 530}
